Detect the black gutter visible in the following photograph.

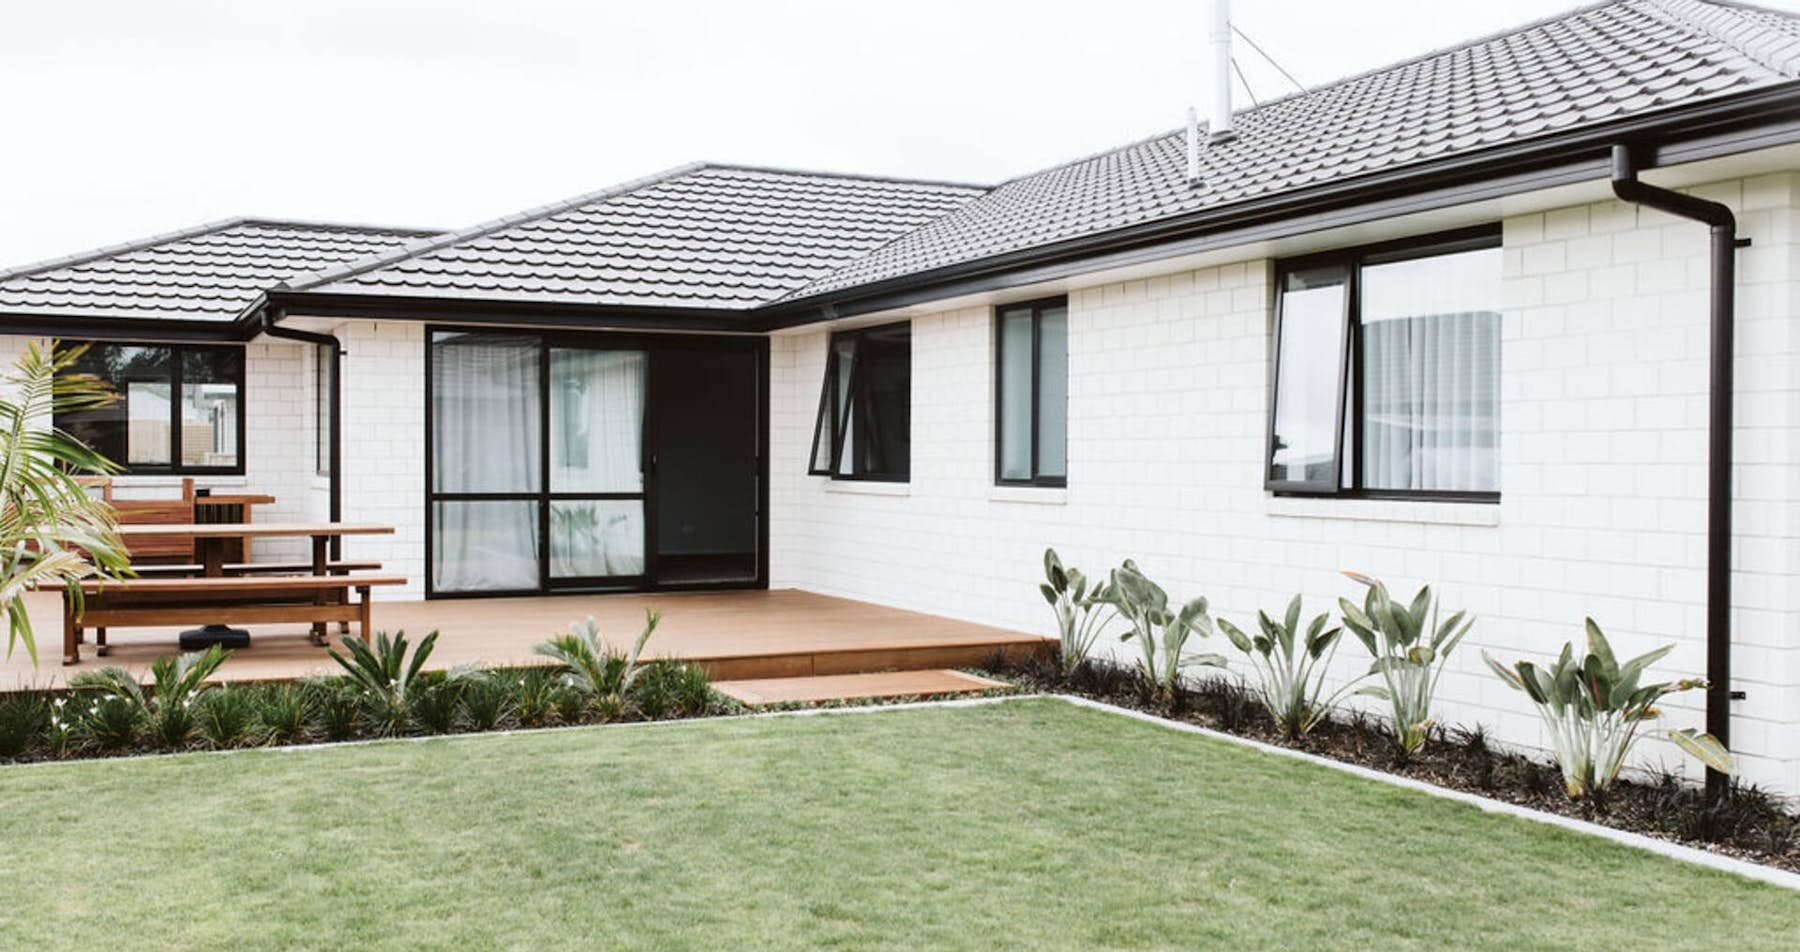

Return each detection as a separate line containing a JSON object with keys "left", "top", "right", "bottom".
{"left": 1609, "top": 144, "right": 1741, "bottom": 800}
{"left": 259, "top": 311, "right": 343, "bottom": 560}
{"left": 0, "top": 313, "right": 248, "bottom": 343}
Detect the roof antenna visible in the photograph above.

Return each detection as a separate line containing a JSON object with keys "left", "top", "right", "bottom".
{"left": 1185, "top": 106, "right": 1202, "bottom": 186}
{"left": 1210, "top": 0, "right": 1236, "bottom": 143}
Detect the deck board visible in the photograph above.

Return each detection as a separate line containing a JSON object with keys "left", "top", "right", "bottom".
{"left": 10, "top": 588, "right": 1050, "bottom": 689}
{"left": 714, "top": 669, "right": 1009, "bottom": 705}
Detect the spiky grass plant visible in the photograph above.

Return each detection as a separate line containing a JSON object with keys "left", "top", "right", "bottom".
{"left": 1218, "top": 595, "right": 1361, "bottom": 741}
{"left": 510, "top": 667, "right": 562, "bottom": 728}
{"left": 1110, "top": 560, "right": 1224, "bottom": 702}
{"left": 253, "top": 683, "right": 315, "bottom": 745}
{"left": 533, "top": 610, "right": 659, "bottom": 715}
{"left": 71, "top": 645, "right": 230, "bottom": 749}
{"left": 196, "top": 688, "right": 258, "bottom": 749}
{"left": 0, "top": 342, "right": 132, "bottom": 663}
{"left": 1338, "top": 573, "right": 1471, "bottom": 757}
{"left": 327, "top": 630, "right": 440, "bottom": 735}
{"left": 77, "top": 695, "right": 140, "bottom": 751}
{"left": 458, "top": 673, "right": 513, "bottom": 732}
{"left": 631, "top": 661, "right": 716, "bottom": 720}
{"left": 0, "top": 692, "right": 49, "bottom": 756}
{"left": 406, "top": 675, "right": 462, "bottom": 734}
{"left": 1484, "top": 619, "right": 1732, "bottom": 801}
{"left": 1040, "top": 548, "right": 1116, "bottom": 672}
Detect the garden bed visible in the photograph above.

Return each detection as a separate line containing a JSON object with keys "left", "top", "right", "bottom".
{"left": 982, "top": 653, "right": 1800, "bottom": 873}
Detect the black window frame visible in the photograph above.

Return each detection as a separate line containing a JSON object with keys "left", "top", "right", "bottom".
{"left": 1265, "top": 225, "right": 1502, "bottom": 503}
{"left": 806, "top": 321, "right": 912, "bottom": 483}
{"left": 993, "top": 296, "right": 1068, "bottom": 488}
{"left": 54, "top": 339, "right": 248, "bottom": 477}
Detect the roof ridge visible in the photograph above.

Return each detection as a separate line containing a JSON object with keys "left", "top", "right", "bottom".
{"left": 231, "top": 217, "right": 446, "bottom": 238}
{"left": 0, "top": 217, "right": 251, "bottom": 282}
{"left": 279, "top": 161, "right": 712, "bottom": 291}
{"left": 1645, "top": 0, "right": 1800, "bottom": 78}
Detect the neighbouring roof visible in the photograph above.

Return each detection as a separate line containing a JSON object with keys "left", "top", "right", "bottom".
{"left": 285, "top": 164, "right": 989, "bottom": 310}
{"left": 781, "top": 0, "right": 1800, "bottom": 302}
{"left": 3, "top": 0, "right": 1799, "bottom": 332}
{"left": 0, "top": 219, "right": 440, "bottom": 323}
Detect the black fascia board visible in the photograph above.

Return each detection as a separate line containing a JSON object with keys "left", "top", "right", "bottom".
{"left": 255, "top": 290, "right": 761, "bottom": 335}
{"left": 754, "top": 81, "right": 1800, "bottom": 330}
{"left": 0, "top": 312, "right": 248, "bottom": 342}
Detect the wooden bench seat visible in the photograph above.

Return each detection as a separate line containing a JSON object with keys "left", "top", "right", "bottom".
{"left": 64, "top": 575, "right": 405, "bottom": 665}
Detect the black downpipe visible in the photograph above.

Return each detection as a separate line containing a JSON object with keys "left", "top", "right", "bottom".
{"left": 259, "top": 310, "right": 343, "bottom": 561}
{"left": 1609, "top": 144, "right": 1739, "bottom": 798}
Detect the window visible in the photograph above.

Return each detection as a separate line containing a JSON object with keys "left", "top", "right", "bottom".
{"left": 1267, "top": 227, "right": 1501, "bottom": 499}
{"left": 56, "top": 342, "right": 245, "bottom": 475}
{"left": 315, "top": 344, "right": 334, "bottom": 478}
{"left": 808, "top": 321, "right": 910, "bottom": 481}
{"left": 995, "top": 297, "right": 1068, "bottom": 486}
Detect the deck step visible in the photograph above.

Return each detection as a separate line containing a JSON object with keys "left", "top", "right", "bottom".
{"left": 713, "top": 669, "right": 1008, "bottom": 706}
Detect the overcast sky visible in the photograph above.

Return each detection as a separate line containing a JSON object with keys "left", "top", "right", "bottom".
{"left": 5, "top": 0, "right": 1796, "bottom": 267}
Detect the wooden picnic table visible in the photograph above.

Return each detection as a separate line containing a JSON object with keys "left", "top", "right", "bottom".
{"left": 110, "top": 522, "right": 396, "bottom": 648}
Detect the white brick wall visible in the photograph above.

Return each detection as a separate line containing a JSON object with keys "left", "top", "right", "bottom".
{"left": 335, "top": 320, "right": 427, "bottom": 599}
{"left": 769, "top": 172, "right": 1800, "bottom": 794}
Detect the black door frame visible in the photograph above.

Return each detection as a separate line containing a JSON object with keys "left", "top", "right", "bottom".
{"left": 423, "top": 325, "right": 769, "bottom": 599}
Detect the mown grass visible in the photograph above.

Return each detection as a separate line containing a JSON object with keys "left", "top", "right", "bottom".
{"left": 0, "top": 698, "right": 1794, "bottom": 950}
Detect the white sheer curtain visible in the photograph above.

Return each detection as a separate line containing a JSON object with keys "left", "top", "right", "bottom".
{"left": 550, "top": 350, "right": 646, "bottom": 577}
{"left": 1359, "top": 248, "right": 1501, "bottom": 493}
{"left": 431, "top": 335, "right": 541, "bottom": 592}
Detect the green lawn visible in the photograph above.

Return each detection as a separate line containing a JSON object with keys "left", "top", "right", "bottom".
{"left": 1, "top": 698, "right": 1794, "bottom": 950}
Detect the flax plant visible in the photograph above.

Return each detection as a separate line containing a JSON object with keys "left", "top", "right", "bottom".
{"left": 0, "top": 342, "right": 130, "bottom": 662}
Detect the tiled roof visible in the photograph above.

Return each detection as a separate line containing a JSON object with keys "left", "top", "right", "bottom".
{"left": 782, "top": 0, "right": 1800, "bottom": 301}
{"left": 0, "top": 219, "right": 439, "bottom": 323}
{"left": 288, "top": 164, "right": 989, "bottom": 310}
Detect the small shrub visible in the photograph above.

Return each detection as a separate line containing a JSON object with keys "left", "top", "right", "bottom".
{"left": 534, "top": 610, "right": 659, "bottom": 714}
{"left": 632, "top": 661, "right": 716, "bottom": 720}
{"left": 78, "top": 695, "right": 141, "bottom": 751}
{"left": 511, "top": 668, "right": 562, "bottom": 728}
{"left": 0, "top": 693, "right": 50, "bottom": 757}
{"left": 310, "top": 681, "right": 361, "bottom": 742}
{"left": 254, "top": 683, "right": 315, "bottom": 745}
{"left": 71, "top": 645, "right": 230, "bottom": 750}
{"left": 407, "top": 675, "right": 463, "bottom": 734}
{"left": 44, "top": 701, "right": 76, "bottom": 759}
{"left": 1110, "top": 560, "right": 1224, "bottom": 702}
{"left": 329, "top": 630, "right": 440, "bottom": 736}
{"left": 1484, "top": 618, "right": 1731, "bottom": 801}
{"left": 1338, "top": 573, "right": 1471, "bottom": 758}
{"left": 459, "top": 674, "right": 513, "bottom": 732}
{"left": 196, "top": 689, "right": 259, "bottom": 749}
{"left": 1218, "top": 595, "right": 1359, "bottom": 741}
{"left": 1040, "top": 548, "right": 1117, "bottom": 671}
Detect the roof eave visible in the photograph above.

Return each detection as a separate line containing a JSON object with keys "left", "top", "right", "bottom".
{"left": 758, "top": 79, "right": 1800, "bottom": 329}
{"left": 256, "top": 289, "right": 762, "bottom": 335}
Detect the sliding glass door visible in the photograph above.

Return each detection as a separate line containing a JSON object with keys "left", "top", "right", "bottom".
{"left": 548, "top": 348, "right": 647, "bottom": 584}
{"left": 427, "top": 330, "right": 763, "bottom": 597}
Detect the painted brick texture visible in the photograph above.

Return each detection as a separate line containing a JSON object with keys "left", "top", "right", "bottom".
{"left": 769, "top": 173, "right": 1800, "bottom": 793}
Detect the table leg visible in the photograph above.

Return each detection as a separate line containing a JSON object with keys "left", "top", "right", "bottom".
{"left": 311, "top": 534, "right": 329, "bottom": 645}
{"left": 181, "top": 536, "right": 250, "bottom": 650}
{"left": 62, "top": 597, "right": 78, "bottom": 666}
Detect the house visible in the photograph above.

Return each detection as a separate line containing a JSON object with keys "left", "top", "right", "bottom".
{"left": 4, "top": 0, "right": 1800, "bottom": 790}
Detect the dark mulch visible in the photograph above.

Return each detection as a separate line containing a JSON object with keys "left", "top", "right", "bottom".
{"left": 984, "top": 652, "right": 1800, "bottom": 873}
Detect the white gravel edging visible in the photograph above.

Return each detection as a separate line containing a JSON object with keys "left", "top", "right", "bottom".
{"left": 1050, "top": 694, "right": 1800, "bottom": 893}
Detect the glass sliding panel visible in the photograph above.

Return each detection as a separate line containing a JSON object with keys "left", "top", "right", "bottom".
{"left": 1269, "top": 266, "right": 1348, "bottom": 486}
{"left": 432, "top": 500, "right": 540, "bottom": 593}
{"left": 996, "top": 308, "right": 1034, "bottom": 481}
{"left": 549, "top": 349, "right": 646, "bottom": 493}
{"left": 431, "top": 333, "right": 541, "bottom": 493}
{"left": 1359, "top": 247, "right": 1501, "bottom": 493}
{"left": 178, "top": 348, "right": 241, "bottom": 469}
{"left": 1036, "top": 305, "right": 1068, "bottom": 479}
{"left": 550, "top": 499, "right": 645, "bottom": 578}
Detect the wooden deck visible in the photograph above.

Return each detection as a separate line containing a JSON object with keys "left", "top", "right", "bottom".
{"left": 7, "top": 588, "right": 1051, "bottom": 690}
